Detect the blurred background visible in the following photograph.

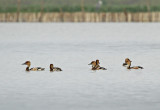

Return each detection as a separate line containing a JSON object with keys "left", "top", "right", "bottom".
{"left": 0, "top": 0, "right": 160, "bottom": 22}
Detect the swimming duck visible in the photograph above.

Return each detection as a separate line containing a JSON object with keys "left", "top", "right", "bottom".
{"left": 123, "top": 58, "right": 130, "bottom": 66}
{"left": 126, "top": 59, "right": 143, "bottom": 69}
{"left": 50, "top": 64, "right": 62, "bottom": 71}
{"left": 22, "top": 61, "right": 45, "bottom": 71}
{"left": 88, "top": 60, "right": 107, "bottom": 70}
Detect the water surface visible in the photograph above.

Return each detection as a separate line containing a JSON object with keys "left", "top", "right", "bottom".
{"left": 0, "top": 23, "right": 160, "bottom": 110}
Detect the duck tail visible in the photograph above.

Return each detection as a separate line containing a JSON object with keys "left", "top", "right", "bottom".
{"left": 103, "top": 68, "right": 107, "bottom": 70}
{"left": 100, "top": 67, "right": 107, "bottom": 70}
{"left": 41, "top": 68, "right": 45, "bottom": 70}
{"left": 138, "top": 66, "right": 144, "bottom": 69}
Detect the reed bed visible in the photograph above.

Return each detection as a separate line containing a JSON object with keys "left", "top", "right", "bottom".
{"left": 0, "top": 12, "right": 160, "bottom": 22}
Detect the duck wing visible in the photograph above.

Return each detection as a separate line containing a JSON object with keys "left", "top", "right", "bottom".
{"left": 92, "top": 65, "right": 107, "bottom": 70}
{"left": 30, "top": 67, "right": 45, "bottom": 71}
{"left": 53, "top": 67, "right": 62, "bottom": 71}
{"left": 99, "top": 67, "right": 107, "bottom": 70}
{"left": 131, "top": 66, "right": 143, "bottom": 69}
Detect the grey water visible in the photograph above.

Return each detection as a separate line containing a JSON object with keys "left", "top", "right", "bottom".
{"left": 0, "top": 23, "right": 160, "bottom": 110}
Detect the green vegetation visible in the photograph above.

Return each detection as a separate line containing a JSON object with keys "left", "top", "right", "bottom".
{"left": 0, "top": 0, "right": 160, "bottom": 12}
{"left": 1, "top": 5, "right": 160, "bottom": 13}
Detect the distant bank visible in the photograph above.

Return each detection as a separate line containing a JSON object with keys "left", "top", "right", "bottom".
{"left": 0, "top": 12, "right": 160, "bottom": 22}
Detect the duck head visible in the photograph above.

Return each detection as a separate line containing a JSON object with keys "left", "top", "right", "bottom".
{"left": 125, "top": 58, "right": 130, "bottom": 63}
{"left": 22, "top": 61, "right": 31, "bottom": 67}
{"left": 50, "top": 64, "right": 54, "bottom": 71}
{"left": 96, "top": 59, "right": 100, "bottom": 65}
{"left": 126, "top": 59, "right": 132, "bottom": 66}
{"left": 123, "top": 58, "right": 131, "bottom": 66}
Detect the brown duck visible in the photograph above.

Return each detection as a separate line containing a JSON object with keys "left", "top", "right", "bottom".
{"left": 126, "top": 59, "right": 143, "bottom": 69}
{"left": 88, "top": 59, "right": 107, "bottom": 70}
{"left": 22, "top": 61, "right": 45, "bottom": 71}
{"left": 50, "top": 64, "right": 62, "bottom": 72}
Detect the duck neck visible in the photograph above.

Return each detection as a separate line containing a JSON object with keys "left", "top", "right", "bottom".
{"left": 50, "top": 68, "right": 53, "bottom": 71}
{"left": 127, "top": 66, "right": 131, "bottom": 69}
{"left": 50, "top": 65, "right": 53, "bottom": 71}
{"left": 26, "top": 64, "right": 30, "bottom": 71}
{"left": 26, "top": 66, "right": 30, "bottom": 71}
{"left": 127, "top": 63, "right": 131, "bottom": 69}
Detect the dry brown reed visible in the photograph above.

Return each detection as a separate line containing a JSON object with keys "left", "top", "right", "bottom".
{"left": 0, "top": 12, "right": 160, "bottom": 22}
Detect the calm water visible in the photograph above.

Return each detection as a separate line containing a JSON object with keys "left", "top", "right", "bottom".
{"left": 0, "top": 23, "right": 160, "bottom": 110}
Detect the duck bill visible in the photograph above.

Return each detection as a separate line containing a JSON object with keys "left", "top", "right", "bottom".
{"left": 88, "top": 63, "right": 92, "bottom": 65}
{"left": 123, "top": 63, "right": 127, "bottom": 66}
{"left": 22, "top": 63, "right": 26, "bottom": 65}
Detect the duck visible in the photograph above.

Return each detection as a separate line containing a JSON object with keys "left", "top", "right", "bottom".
{"left": 88, "top": 60, "right": 107, "bottom": 70}
{"left": 126, "top": 59, "right": 143, "bottom": 69}
{"left": 122, "top": 58, "right": 130, "bottom": 66}
{"left": 50, "top": 64, "right": 62, "bottom": 71}
{"left": 22, "top": 61, "right": 45, "bottom": 71}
